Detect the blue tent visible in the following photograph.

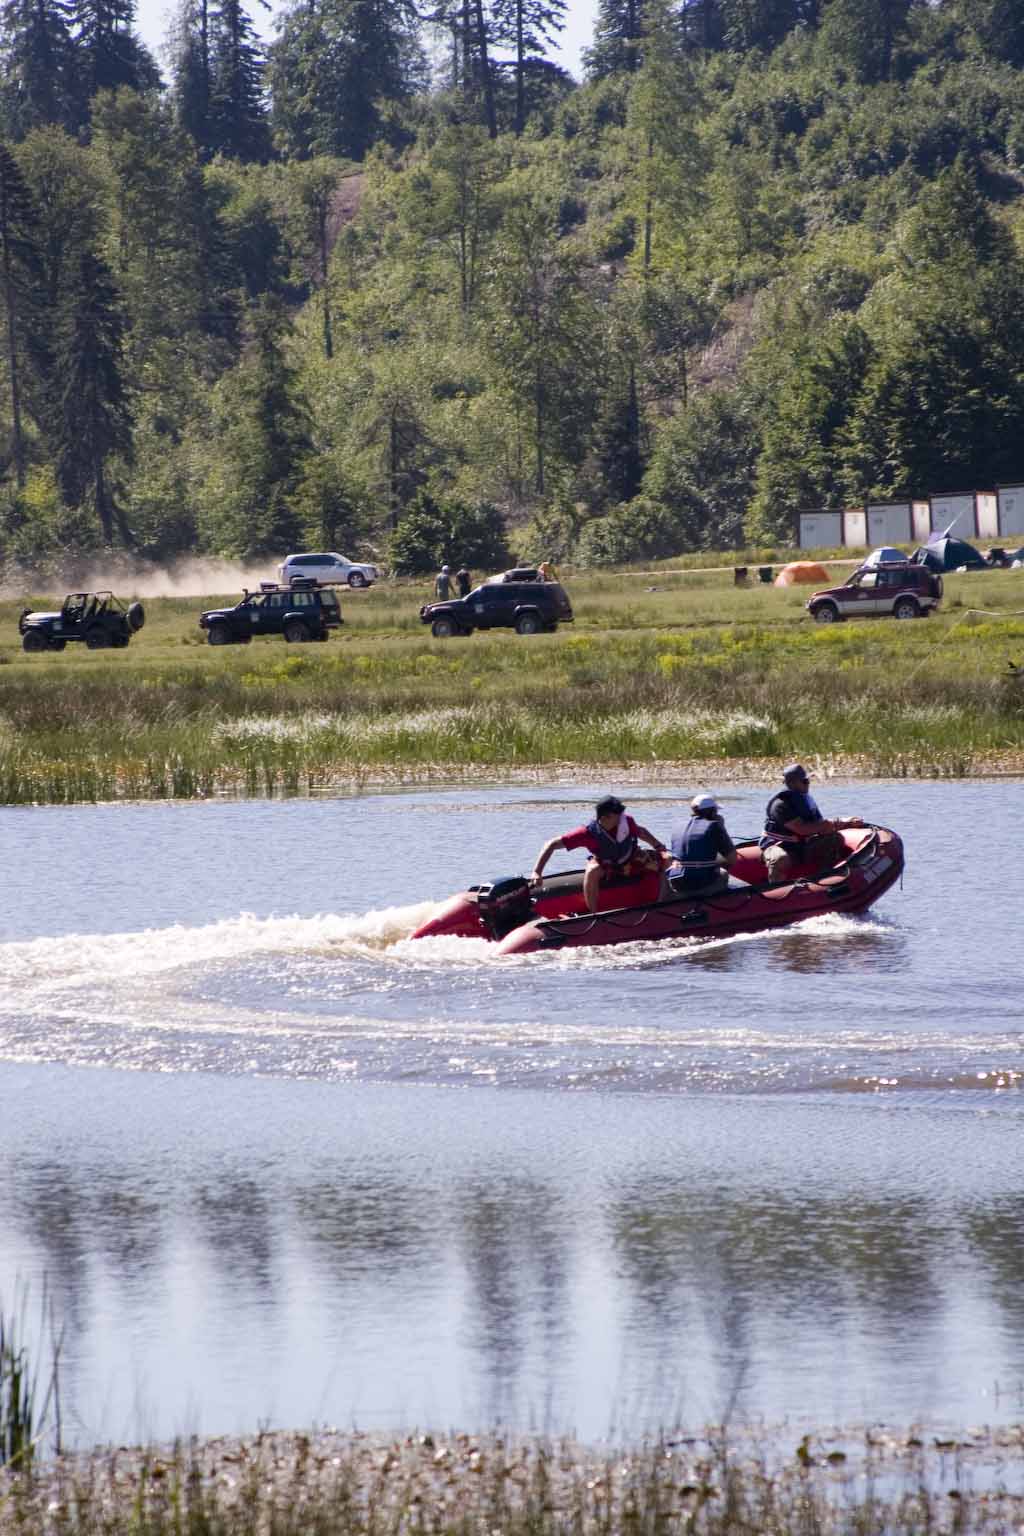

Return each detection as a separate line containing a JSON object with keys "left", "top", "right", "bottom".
{"left": 913, "top": 535, "right": 987, "bottom": 572}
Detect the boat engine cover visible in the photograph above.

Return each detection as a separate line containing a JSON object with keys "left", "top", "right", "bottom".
{"left": 476, "top": 876, "right": 535, "bottom": 938}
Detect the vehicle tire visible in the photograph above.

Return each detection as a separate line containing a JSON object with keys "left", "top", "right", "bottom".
{"left": 85, "top": 626, "right": 111, "bottom": 649}
{"left": 284, "top": 619, "right": 312, "bottom": 643}
{"left": 127, "top": 601, "right": 146, "bottom": 632}
{"left": 515, "top": 611, "right": 542, "bottom": 635}
{"left": 49, "top": 639, "right": 67, "bottom": 651}
{"left": 22, "top": 630, "right": 47, "bottom": 653}
{"left": 347, "top": 571, "right": 366, "bottom": 588}
{"left": 893, "top": 597, "right": 920, "bottom": 620}
{"left": 208, "top": 623, "right": 233, "bottom": 646}
{"left": 812, "top": 602, "right": 839, "bottom": 625}
{"left": 431, "top": 616, "right": 457, "bottom": 638}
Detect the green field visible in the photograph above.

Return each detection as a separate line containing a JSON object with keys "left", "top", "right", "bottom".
{"left": 2, "top": 563, "right": 1023, "bottom": 805}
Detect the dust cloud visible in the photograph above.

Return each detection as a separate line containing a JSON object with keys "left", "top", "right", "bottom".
{"left": 4, "top": 556, "right": 280, "bottom": 601}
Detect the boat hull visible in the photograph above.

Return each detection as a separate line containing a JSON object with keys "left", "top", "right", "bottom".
{"left": 496, "top": 827, "right": 903, "bottom": 955}
{"left": 411, "top": 867, "right": 665, "bottom": 940}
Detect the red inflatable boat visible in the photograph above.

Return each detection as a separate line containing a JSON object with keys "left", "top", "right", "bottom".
{"left": 410, "top": 826, "right": 904, "bottom": 955}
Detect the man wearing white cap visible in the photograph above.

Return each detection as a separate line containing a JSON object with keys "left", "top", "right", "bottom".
{"left": 666, "top": 794, "right": 738, "bottom": 897}
{"left": 760, "top": 763, "right": 863, "bottom": 882}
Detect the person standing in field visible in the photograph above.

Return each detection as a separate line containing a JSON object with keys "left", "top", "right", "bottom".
{"left": 455, "top": 567, "right": 471, "bottom": 597}
{"left": 435, "top": 565, "right": 453, "bottom": 599}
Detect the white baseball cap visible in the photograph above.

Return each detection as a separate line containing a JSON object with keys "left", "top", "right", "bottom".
{"left": 691, "top": 793, "right": 719, "bottom": 813}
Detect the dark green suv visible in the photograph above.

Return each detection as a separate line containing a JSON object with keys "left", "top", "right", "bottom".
{"left": 420, "top": 579, "right": 573, "bottom": 638}
{"left": 199, "top": 581, "right": 343, "bottom": 644}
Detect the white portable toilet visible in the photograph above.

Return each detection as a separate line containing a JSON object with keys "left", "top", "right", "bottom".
{"left": 997, "top": 485, "right": 1024, "bottom": 538}
{"left": 928, "top": 491, "right": 976, "bottom": 535}
{"left": 842, "top": 506, "right": 867, "bottom": 547}
{"left": 911, "top": 500, "right": 931, "bottom": 542}
{"left": 866, "top": 502, "right": 912, "bottom": 546}
{"left": 975, "top": 492, "right": 999, "bottom": 540}
{"left": 798, "top": 511, "right": 842, "bottom": 549}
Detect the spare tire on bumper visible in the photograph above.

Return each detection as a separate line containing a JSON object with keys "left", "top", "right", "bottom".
{"left": 127, "top": 601, "right": 146, "bottom": 632}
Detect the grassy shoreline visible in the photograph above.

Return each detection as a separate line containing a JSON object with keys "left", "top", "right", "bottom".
{"left": 2, "top": 567, "right": 1023, "bottom": 806}
{"left": 2, "top": 1424, "right": 1024, "bottom": 1534}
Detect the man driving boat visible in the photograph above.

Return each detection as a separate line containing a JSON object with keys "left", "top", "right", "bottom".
{"left": 530, "top": 796, "right": 668, "bottom": 913}
{"left": 760, "top": 763, "right": 863, "bottom": 883}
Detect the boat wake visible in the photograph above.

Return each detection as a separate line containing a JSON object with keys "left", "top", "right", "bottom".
{"left": 0, "top": 903, "right": 890, "bottom": 999}
{"left": 0, "top": 902, "right": 441, "bottom": 995}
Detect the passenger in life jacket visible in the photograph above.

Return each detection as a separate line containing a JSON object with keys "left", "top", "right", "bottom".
{"left": 666, "top": 793, "right": 738, "bottom": 897}
{"left": 760, "top": 763, "right": 863, "bottom": 883}
{"left": 529, "top": 795, "right": 668, "bottom": 913}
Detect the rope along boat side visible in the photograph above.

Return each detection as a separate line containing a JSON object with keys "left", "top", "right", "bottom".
{"left": 410, "top": 827, "right": 904, "bottom": 955}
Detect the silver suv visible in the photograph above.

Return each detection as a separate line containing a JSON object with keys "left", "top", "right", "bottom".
{"left": 277, "top": 552, "right": 378, "bottom": 588}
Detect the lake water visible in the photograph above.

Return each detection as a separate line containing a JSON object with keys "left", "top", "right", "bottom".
{"left": 1, "top": 780, "right": 1022, "bottom": 1449}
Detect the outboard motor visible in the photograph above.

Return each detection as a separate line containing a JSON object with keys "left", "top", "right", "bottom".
{"left": 476, "top": 876, "right": 535, "bottom": 939}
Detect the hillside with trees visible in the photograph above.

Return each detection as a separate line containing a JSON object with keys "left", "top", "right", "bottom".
{"left": 1, "top": 0, "right": 1024, "bottom": 575}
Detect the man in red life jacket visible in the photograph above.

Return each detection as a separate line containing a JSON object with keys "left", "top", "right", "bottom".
{"left": 760, "top": 763, "right": 863, "bottom": 883}
{"left": 529, "top": 795, "right": 668, "bottom": 913}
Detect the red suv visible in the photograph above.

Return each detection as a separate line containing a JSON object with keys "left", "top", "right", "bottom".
{"left": 806, "top": 562, "right": 942, "bottom": 624}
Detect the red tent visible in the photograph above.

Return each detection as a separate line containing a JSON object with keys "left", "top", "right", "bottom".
{"left": 775, "top": 562, "right": 830, "bottom": 586}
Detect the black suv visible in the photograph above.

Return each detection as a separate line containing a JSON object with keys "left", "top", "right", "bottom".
{"left": 19, "top": 591, "right": 146, "bottom": 652}
{"left": 420, "top": 579, "right": 573, "bottom": 638}
{"left": 199, "top": 581, "right": 343, "bottom": 645}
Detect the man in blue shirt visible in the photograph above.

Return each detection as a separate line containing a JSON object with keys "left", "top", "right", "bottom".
{"left": 666, "top": 793, "right": 738, "bottom": 896}
{"left": 760, "top": 763, "right": 863, "bottom": 883}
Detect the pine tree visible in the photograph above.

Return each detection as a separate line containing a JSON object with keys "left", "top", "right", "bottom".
{"left": 14, "top": 125, "right": 104, "bottom": 457}
{"left": 486, "top": 190, "right": 599, "bottom": 496}
{"left": 0, "top": 0, "right": 77, "bottom": 138}
{"left": 207, "top": 0, "right": 271, "bottom": 161}
{"left": 55, "top": 249, "right": 134, "bottom": 542}
{"left": 585, "top": 0, "right": 645, "bottom": 77}
{"left": 71, "top": 0, "right": 161, "bottom": 127}
{"left": 424, "top": 0, "right": 498, "bottom": 136}
{"left": 395, "top": 121, "right": 501, "bottom": 313}
{"left": 91, "top": 87, "right": 214, "bottom": 351}
{"left": 269, "top": 0, "right": 425, "bottom": 161}
{"left": 958, "top": 0, "right": 1024, "bottom": 67}
{"left": 198, "top": 297, "right": 310, "bottom": 555}
{"left": 815, "top": 0, "right": 912, "bottom": 83}
{"left": 0, "top": 138, "right": 40, "bottom": 486}
{"left": 282, "top": 157, "right": 340, "bottom": 357}
{"left": 490, "top": 0, "right": 567, "bottom": 134}
{"left": 171, "top": 0, "right": 213, "bottom": 154}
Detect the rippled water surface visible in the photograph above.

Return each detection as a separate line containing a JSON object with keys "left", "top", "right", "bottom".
{"left": 1, "top": 780, "right": 1022, "bottom": 1445}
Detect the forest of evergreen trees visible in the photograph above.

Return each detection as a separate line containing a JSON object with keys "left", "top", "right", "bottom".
{"left": 2, "top": 0, "right": 1024, "bottom": 574}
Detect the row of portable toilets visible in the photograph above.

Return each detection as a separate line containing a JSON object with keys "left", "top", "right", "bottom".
{"left": 797, "top": 486, "right": 1024, "bottom": 550}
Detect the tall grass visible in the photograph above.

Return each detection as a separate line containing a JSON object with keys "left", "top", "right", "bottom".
{"left": 1, "top": 574, "right": 1023, "bottom": 803}
{"left": 0, "top": 1289, "right": 62, "bottom": 1473}
{"left": 1, "top": 1424, "right": 1022, "bottom": 1534}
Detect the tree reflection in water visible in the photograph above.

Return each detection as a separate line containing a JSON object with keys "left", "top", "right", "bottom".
{"left": 1, "top": 1074, "right": 1021, "bottom": 1442}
